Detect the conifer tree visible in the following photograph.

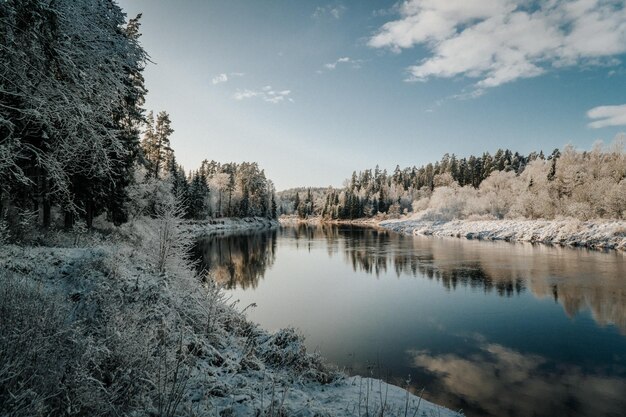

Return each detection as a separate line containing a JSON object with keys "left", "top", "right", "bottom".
{"left": 141, "top": 111, "right": 174, "bottom": 179}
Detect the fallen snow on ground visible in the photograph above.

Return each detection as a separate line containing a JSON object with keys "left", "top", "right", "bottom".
{"left": 380, "top": 216, "right": 626, "bottom": 251}
{"left": 181, "top": 217, "right": 280, "bottom": 237}
{"left": 0, "top": 218, "right": 461, "bottom": 417}
{"left": 279, "top": 215, "right": 382, "bottom": 227}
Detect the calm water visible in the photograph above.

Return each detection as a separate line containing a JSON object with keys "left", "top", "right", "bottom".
{"left": 193, "top": 225, "right": 626, "bottom": 417}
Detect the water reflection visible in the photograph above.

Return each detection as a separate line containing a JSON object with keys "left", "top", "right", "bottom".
{"left": 196, "top": 225, "right": 626, "bottom": 332}
{"left": 408, "top": 339, "right": 626, "bottom": 417}
{"left": 193, "top": 230, "right": 277, "bottom": 289}
{"left": 193, "top": 225, "right": 626, "bottom": 417}
{"left": 340, "top": 227, "right": 626, "bottom": 332}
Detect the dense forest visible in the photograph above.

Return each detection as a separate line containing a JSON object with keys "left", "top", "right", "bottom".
{"left": 0, "top": 0, "right": 276, "bottom": 242}
{"left": 281, "top": 143, "right": 626, "bottom": 221}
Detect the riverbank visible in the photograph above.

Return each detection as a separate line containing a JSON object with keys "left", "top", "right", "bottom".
{"left": 182, "top": 216, "right": 280, "bottom": 237}
{"left": 0, "top": 217, "right": 460, "bottom": 417}
{"left": 279, "top": 214, "right": 382, "bottom": 227}
{"left": 380, "top": 217, "right": 626, "bottom": 251}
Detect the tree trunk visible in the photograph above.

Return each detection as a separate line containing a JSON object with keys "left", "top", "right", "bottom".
{"left": 86, "top": 200, "right": 94, "bottom": 229}
{"left": 42, "top": 173, "right": 51, "bottom": 228}
{"left": 43, "top": 200, "right": 51, "bottom": 228}
{"left": 64, "top": 211, "right": 74, "bottom": 229}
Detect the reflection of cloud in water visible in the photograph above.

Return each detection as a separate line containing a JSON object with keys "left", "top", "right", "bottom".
{"left": 408, "top": 342, "right": 626, "bottom": 417}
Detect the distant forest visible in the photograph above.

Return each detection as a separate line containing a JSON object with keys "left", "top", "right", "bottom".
{"left": 279, "top": 142, "right": 626, "bottom": 221}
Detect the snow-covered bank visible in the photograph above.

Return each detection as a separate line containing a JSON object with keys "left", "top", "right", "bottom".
{"left": 181, "top": 217, "right": 280, "bottom": 237}
{"left": 279, "top": 215, "right": 381, "bottom": 227}
{"left": 380, "top": 217, "right": 626, "bottom": 251}
{"left": 0, "top": 220, "right": 460, "bottom": 417}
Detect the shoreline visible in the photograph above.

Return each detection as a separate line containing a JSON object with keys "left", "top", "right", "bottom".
{"left": 181, "top": 216, "right": 280, "bottom": 237}
{"left": 0, "top": 217, "right": 461, "bottom": 417}
{"left": 379, "top": 217, "right": 626, "bottom": 251}
{"left": 278, "top": 215, "right": 381, "bottom": 227}
{"left": 279, "top": 214, "right": 626, "bottom": 251}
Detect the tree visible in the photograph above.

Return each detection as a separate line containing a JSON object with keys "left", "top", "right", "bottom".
{"left": 294, "top": 192, "right": 301, "bottom": 217}
{"left": 142, "top": 111, "right": 174, "bottom": 179}
{"left": 270, "top": 194, "right": 277, "bottom": 219}
{"left": 0, "top": 0, "right": 147, "bottom": 227}
{"left": 209, "top": 172, "right": 230, "bottom": 217}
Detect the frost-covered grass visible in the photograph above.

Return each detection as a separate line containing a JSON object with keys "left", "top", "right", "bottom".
{"left": 0, "top": 218, "right": 460, "bottom": 417}
{"left": 381, "top": 215, "right": 626, "bottom": 251}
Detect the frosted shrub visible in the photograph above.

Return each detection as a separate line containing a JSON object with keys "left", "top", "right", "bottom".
{"left": 563, "top": 201, "right": 593, "bottom": 220}
{"left": 71, "top": 219, "right": 88, "bottom": 246}
{"left": 478, "top": 171, "right": 518, "bottom": 219}
{"left": 412, "top": 197, "right": 430, "bottom": 213}
{"left": 597, "top": 179, "right": 626, "bottom": 219}
{"left": 0, "top": 275, "right": 88, "bottom": 416}
{"left": 0, "top": 214, "right": 9, "bottom": 244}
{"left": 126, "top": 166, "right": 177, "bottom": 219}
{"left": 5, "top": 208, "right": 40, "bottom": 243}
{"left": 135, "top": 198, "right": 194, "bottom": 276}
{"left": 433, "top": 172, "right": 456, "bottom": 187}
{"left": 423, "top": 186, "right": 470, "bottom": 221}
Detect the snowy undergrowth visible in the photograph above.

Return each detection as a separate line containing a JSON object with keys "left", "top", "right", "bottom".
{"left": 0, "top": 218, "right": 460, "bottom": 417}
{"left": 381, "top": 215, "right": 626, "bottom": 251}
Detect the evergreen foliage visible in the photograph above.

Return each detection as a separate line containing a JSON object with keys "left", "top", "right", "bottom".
{"left": 0, "top": 0, "right": 147, "bottom": 227}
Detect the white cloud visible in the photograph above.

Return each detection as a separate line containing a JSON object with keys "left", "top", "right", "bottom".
{"left": 233, "top": 86, "right": 293, "bottom": 104}
{"left": 369, "top": 0, "right": 626, "bottom": 89}
{"left": 587, "top": 104, "right": 626, "bottom": 128}
{"left": 322, "top": 56, "right": 363, "bottom": 71}
{"left": 313, "top": 4, "right": 346, "bottom": 19}
{"left": 211, "top": 72, "right": 244, "bottom": 85}
{"left": 232, "top": 89, "right": 258, "bottom": 100}
{"left": 212, "top": 73, "right": 228, "bottom": 85}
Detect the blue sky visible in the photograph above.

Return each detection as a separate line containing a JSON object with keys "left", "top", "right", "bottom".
{"left": 117, "top": 0, "right": 626, "bottom": 190}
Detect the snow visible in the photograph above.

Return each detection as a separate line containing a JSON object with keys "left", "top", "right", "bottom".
{"left": 380, "top": 215, "right": 626, "bottom": 251}
{"left": 181, "top": 217, "right": 280, "bottom": 237}
{"left": 0, "top": 218, "right": 461, "bottom": 417}
{"left": 279, "top": 215, "right": 381, "bottom": 227}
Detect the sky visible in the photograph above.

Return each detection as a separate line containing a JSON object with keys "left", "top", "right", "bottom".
{"left": 116, "top": 0, "right": 626, "bottom": 190}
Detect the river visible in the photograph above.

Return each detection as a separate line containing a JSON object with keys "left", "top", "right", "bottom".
{"left": 193, "top": 224, "right": 626, "bottom": 417}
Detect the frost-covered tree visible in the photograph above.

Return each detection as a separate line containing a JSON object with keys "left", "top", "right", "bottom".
{"left": 209, "top": 173, "right": 230, "bottom": 217}
{"left": 283, "top": 140, "right": 625, "bottom": 221}
{"left": 0, "top": 0, "right": 147, "bottom": 227}
{"left": 142, "top": 111, "right": 174, "bottom": 179}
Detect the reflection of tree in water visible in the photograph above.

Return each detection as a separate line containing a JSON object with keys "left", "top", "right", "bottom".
{"left": 193, "top": 230, "right": 277, "bottom": 289}
{"left": 194, "top": 225, "right": 626, "bottom": 332}
{"left": 336, "top": 227, "right": 625, "bottom": 332}
{"left": 339, "top": 227, "right": 527, "bottom": 297}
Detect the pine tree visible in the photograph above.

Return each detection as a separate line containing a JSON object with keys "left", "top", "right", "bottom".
{"left": 294, "top": 192, "right": 301, "bottom": 217}
{"left": 270, "top": 194, "right": 277, "bottom": 219}
{"left": 141, "top": 110, "right": 174, "bottom": 179}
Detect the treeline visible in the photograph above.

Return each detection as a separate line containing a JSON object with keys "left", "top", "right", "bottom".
{"left": 164, "top": 158, "right": 277, "bottom": 220}
{"left": 0, "top": 0, "right": 276, "bottom": 240}
{"left": 281, "top": 149, "right": 555, "bottom": 219}
{"left": 131, "top": 110, "right": 278, "bottom": 221}
{"left": 281, "top": 143, "right": 625, "bottom": 221}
